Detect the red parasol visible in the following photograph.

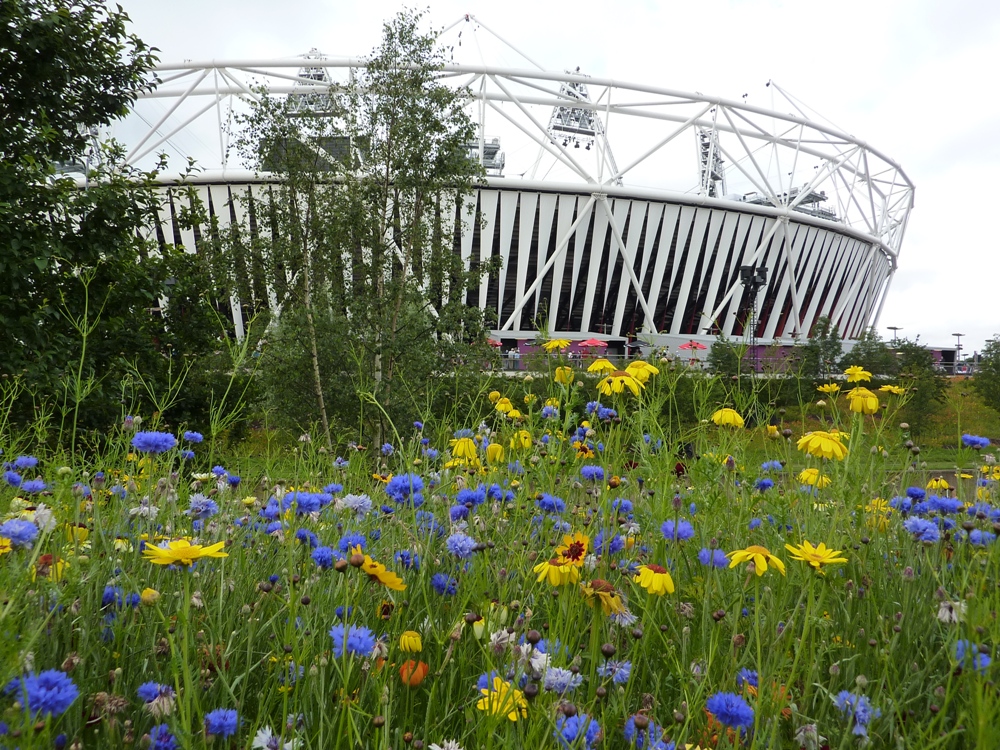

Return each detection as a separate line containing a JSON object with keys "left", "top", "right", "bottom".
{"left": 578, "top": 338, "right": 608, "bottom": 348}
{"left": 678, "top": 340, "right": 707, "bottom": 351}
{"left": 486, "top": 338, "right": 503, "bottom": 348}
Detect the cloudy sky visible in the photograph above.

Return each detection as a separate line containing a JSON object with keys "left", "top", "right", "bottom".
{"left": 119, "top": 0, "right": 1000, "bottom": 354}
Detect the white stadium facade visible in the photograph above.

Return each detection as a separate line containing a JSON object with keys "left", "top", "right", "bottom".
{"left": 112, "top": 16, "right": 914, "bottom": 354}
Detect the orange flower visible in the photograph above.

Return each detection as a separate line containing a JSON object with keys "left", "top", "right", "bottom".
{"left": 399, "top": 660, "right": 429, "bottom": 687}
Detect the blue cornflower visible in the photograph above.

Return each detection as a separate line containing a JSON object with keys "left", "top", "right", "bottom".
{"left": 453, "top": 428, "right": 474, "bottom": 438}
{"left": 148, "top": 724, "right": 178, "bottom": 750}
{"left": 661, "top": 519, "right": 695, "bottom": 542}
{"left": 381, "top": 443, "right": 394, "bottom": 456}
{"left": 906, "top": 486, "right": 926, "bottom": 500}
{"left": 415, "top": 511, "right": 445, "bottom": 538}
{"left": 137, "top": 682, "right": 173, "bottom": 703}
{"left": 189, "top": 494, "right": 219, "bottom": 519}
{"left": 131, "top": 432, "right": 177, "bottom": 454}
{"left": 284, "top": 491, "right": 324, "bottom": 514}
{"left": 594, "top": 530, "right": 625, "bottom": 555}
{"left": 580, "top": 465, "right": 605, "bottom": 482}
{"left": 446, "top": 532, "right": 476, "bottom": 559}
{"left": 623, "top": 715, "right": 671, "bottom": 749}
{"left": 312, "top": 546, "right": 335, "bottom": 569}
{"left": 962, "top": 434, "right": 991, "bottom": 449}
{"left": 431, "top": 573, "right": 457, "bottom": 596}
{"left": 755, "top": 478, "right": 775, "bottom": 492}
{"left": 705, "top": 691, "right": 754, "bottom": 729}
{"left": 180, "top": 450, "right": 195, "bottom": 460}
{"left": 340, "top": 493, "right": 372, "bottom": 518}
{"left": 12, "top": 456, "right": 38, "bottom": 470}
{"left": 903, "top": 517, "right": 940, "bottom": 543}
{"left": 834, "top": 691, "right": 881, "bottom": 737}
{"left": 102, "top": 586, "right": 123, "bottom": 609}
{"left": 596, "top": 406, "right": 617, "bottom": 421}
{"left": 736, "top": 668, "right": 758, "bottom": 688}
{"left": 6, "top": 670, "right": 78, "bottom": 717}
{"left": 295, "top": 528, "right": 319, "bottom": 547}
{"left": 456, "top": 487, "right": 487, "bottom": 506}
{"left": 0, "top": 519, "right": 39, "bottom": 549}
{"left": 450, "top": 504, "right": 470, "bottom": 522}
{"left": 596, "top": 659, "right": 631, "bottom": 684}
{"left": 554, "top": 713, "right": 601, "bottom": 750}
{"left": 537, "top": 493, "right": 566, "bottom": 514}
{"left": 395, "top": 550, "right": 419, "bottom": 570}
{"left": 543, "top": 667, "right": 583, "bottom": 693}
{"left": 211, "top": 465, "right": 226, "bottom": 477}
{"left": 334, "top": 606, "right": 353, "bottom": 621}
{"left": 182, "top": 431, "right": 203, "bottom": 443}
{"left": 204, "top": 708, "right": 238, "bottom": 738}
{"left": 423, "top": 448, "right": 440, "bottom": 460}
{"left": 508, "top": 460, "right": 525, "bottom": 475}
{"left": 955, "top": 640, "right": 992, "bottom": 674}
{"left": 18, "top": 478, "right": 46, "bottom": 494}
{"left": 748, "top": 518, "right": 762, "bottom": 530}
{"left": 3, "top": 470, "right": 22, "bottom": 487}
{"left": 413, "top": 421, "right": 424, "bottom": 430}
{"left": 612, "top": 498, "right": 633, "bottom": 514}
{"left": 334, "top": 456, "right": 349, "bottom": 468}
{"left": 969, "top": 529, "right": 997, "bottom": 546}
{"left": 541, "top": 405, "right": 558, "bottom": 418}
{"left": 476, "top": 670, "right": 502, "bottom": 690}
{"left": 329, "top": 623, "right": 376, "bottom": 658}
{"left": 227, "top": 475, "right": 241, "bottom": 488}
{"left": 385, "top": 473, "right": 424, "bottom": 506}
{"left": 586, "top": 401, "right": 601, "bottom": 414}
{"left": 929, "top": 495, "right": 964, "bottom": 514}
{"left": 337, "top": 532, "right": 367, "bottom": 554}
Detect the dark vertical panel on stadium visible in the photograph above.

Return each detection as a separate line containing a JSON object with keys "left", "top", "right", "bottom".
{"left": 567, "top": 210, "right": 598, "bottom": 331}
{"left": 536, "top": 199, "right": 559, "bottom": 327}
{"left": 682, "top": 210, "right": 721, "bottom": 334}
{"left": 706, "top": 211, "right": 741, "bottom": 333}
{"left": 594, "top": 201, "right": 630, "bottom": 335}
{"left": 639, "top": 208, "right": 665, "bottom": 300}
{"left": 652, "top": 209, "right": 682, "bottom": 326}
{"left": 484, "top": 199, "right": 505, "bottom": 317}
{"left": 810, "top": 234, "right": 850, "bottom": 326}
{"left": 450, "top": 195, "right": 466, "bottom": 312}
{"left": 658, "top": 210, "right": 697, "bottom": 333}
{"left": 465, "top": 193, "right": 485, "bottom": 309}
{"left": 519, "top": 197, "right": 543, "bottom": 330}
{"left": 167, "top": 190, "right": 183, "bottom": 247}
{"left": 555, "top": 199, "right": 581, "bottom": 331}
{"left": 718, "top": 215, "right": 766, "bottom": 332}
{"left": 799, "top": 230, "right": 833, "bottom": 315}
{"left": 755, "top": 229, "right": 786, "bottom": 337}
{"left": 500, "top": 196, "right": 522, "bottom": 325}
{"left": 621, "top": 205, "right": 651, "bottom": 337}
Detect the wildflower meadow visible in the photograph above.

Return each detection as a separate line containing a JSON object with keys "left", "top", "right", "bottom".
{"left": 2, "top": 355, "right": 1000, "bottom": 750}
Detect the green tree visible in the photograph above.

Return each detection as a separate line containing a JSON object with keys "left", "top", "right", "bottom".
{"left": 840, "top": 327, "right": 899, "bottom": 377}
{"left": 972, "top": 337, "right": 1000, "bottom": 415}
{"left": 0, "top": 1, "right": 170, "bottom": 438}
{"left": 895, "top": 339, "right": 948, "bottom": 435}
{"left": 800, "top": 316, "right": 843, "bottom": 381}
{"left": 225, "top": 10, "right": 493, "bottom": 443}
{"left": 707, "top": 334, "right": 742, "bottom": 377}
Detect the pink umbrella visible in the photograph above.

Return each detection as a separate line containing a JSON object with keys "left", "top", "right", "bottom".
{"left": 486, "top": 338, "right": 503, "bottom": 348}
{"left": 678, "top": 340, "right": 707, "bottom": 351}
{"left": 578, "top": 338, "right": 608, "bottom": 348}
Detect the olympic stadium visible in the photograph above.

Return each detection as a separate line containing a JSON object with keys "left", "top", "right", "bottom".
{"left": 109, "top": 15, "right": 914, "bottom": 355}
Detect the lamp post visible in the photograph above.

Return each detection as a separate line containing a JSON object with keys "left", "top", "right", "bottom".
{"left": 953, "top": 332, "right": 965, "bottom": 375}
{"left": 739, "top": 265, "right": 768, "bottom": 375}
{"left": 887, "top": 326, "right": 902, "bottom": 346}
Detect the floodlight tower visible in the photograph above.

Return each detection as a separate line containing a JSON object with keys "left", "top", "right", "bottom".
{"left": 546, "top": 69, "right": 622, "bottom": 186}
{"left": 288, "top": 49, "right": 336, "bottom": 116}
{"left": 697, "top": 127, "right": 726, "bottom": 197}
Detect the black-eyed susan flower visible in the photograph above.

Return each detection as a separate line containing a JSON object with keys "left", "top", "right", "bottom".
{"left": 450, "top": 437, "right": 478, "bottom": 460}
{"left": 542, "top": 338, "right": 571, "bottom": 352}
{"left": 554, "top": 366, "right": 574, "bottom": 385}
{"left": 581, "top": 579, "right": 627, "bottom": 615}
{"left": 597, "top": 371, "right": 643, "bottom": 396}
{"left": 798, "top": 468, "right": 831, "bottom": 488}
{"left": 797, "top": 430, "right": 848, "bottom": 460}
{"left": 844, "top": 365, "right": 872, "bottom": 383}
{"left": 879, "top": 384, "right": 905, "bottom": 395}
{"left": 533, "top": 557, "right": 580, "bottom": 586}
{"left": 142, "top": 539, "right": 228, "bottom": 567}
{"left": 846, "top": 387, "right": 878, "bottom": 415}
{"left": 476, "top": 677, "right": 527, "bottom": 720}
{"left": 634, "top": 564, "right": 675, "bottom": 595}
{"left": 727, "top": 545, "right": 786, "bottom": 576}
{"left": 399, "top": 630, "right": 422, "bottom": 653}
{"left": 784, "top": 540, "right": 847, "bottom": 572}
{"left": 711, "top": 408, "right": 744, "bottom": 428}
{"left": 926, "top": 476, "right": 950, "bottom": 491}
{"left": 485, "top": 443, "right": 505, "bottom": 464}
{"left": 587, "top": 358, "right": 616, "bottom": 374}
{"left": 625, "top": 360, "right": 659, "bottom": 383}
{"left": 356, "top": 547, "right": 406, "bottom": 591}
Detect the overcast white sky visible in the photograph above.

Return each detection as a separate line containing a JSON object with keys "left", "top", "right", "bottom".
{"left": 119, "top": 0, "right": 1000, "bottom": 354}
